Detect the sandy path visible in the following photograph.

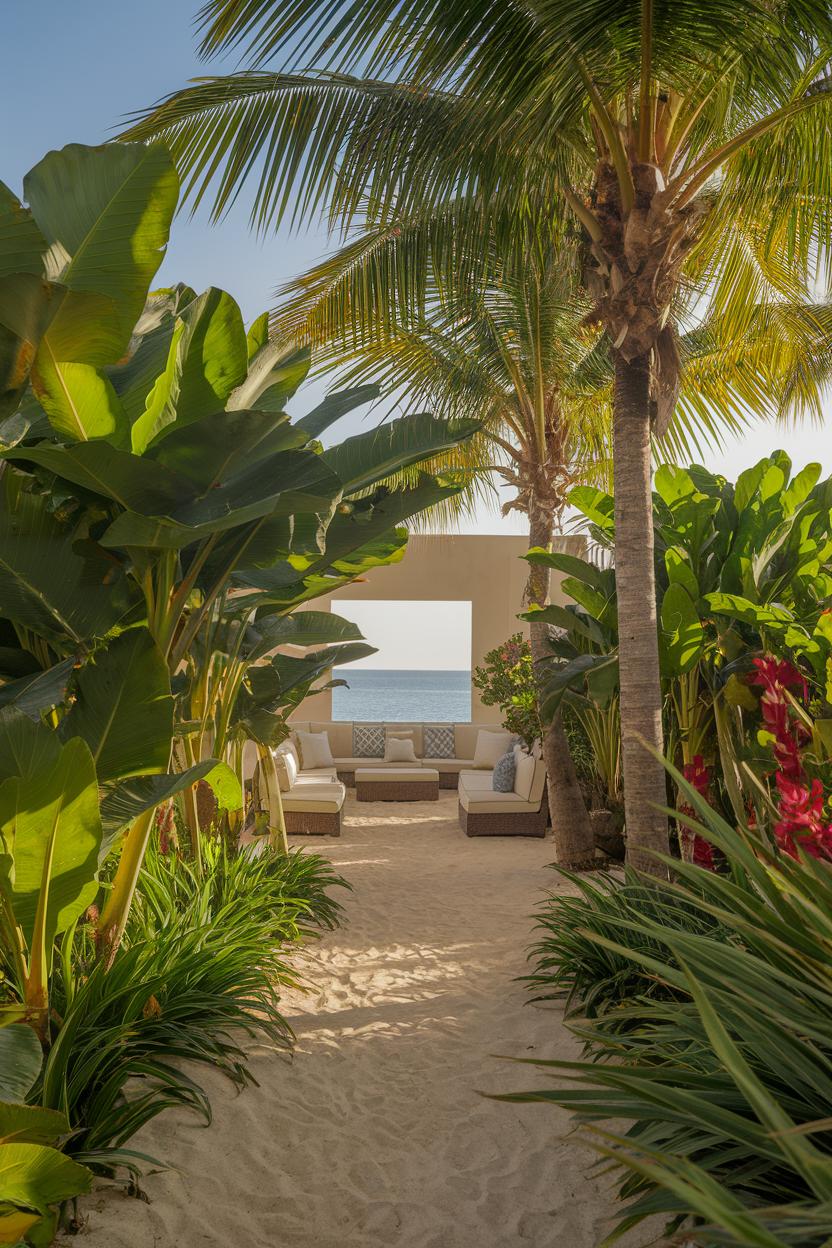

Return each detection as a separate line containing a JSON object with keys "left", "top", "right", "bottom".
{"left": 73, "top": 793, "right": 640, "bottom": 1248}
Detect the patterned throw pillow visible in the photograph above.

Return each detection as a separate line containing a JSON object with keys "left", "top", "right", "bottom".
{"left": 423, "top": 725, "right": 455, "bottom": 758}
{"left": 353, "top": 724, "right": 385, "bottom": 757}
{"left": 492, "top": 748, "right": 517, "bottom": 792}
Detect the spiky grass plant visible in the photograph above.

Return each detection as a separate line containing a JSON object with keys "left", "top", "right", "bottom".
{"left": 134, "top": 838, "right": 349, "bottom": 945}
{"left": 37, "top": 843, "right": 348, "bottom": 1179}
{"left": 505, "top": 767, "right": 832, "bottom": 1247}
{"left": 525, "top": 868, "right": 724, "bottom": 1026}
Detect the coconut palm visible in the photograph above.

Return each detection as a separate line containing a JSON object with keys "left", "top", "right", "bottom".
{"left": 126, "top": 0, "right": 832, "bottom": 867}
{"left": 283, "top": 230, "right": 610, "bottom": 864}
{"left": 270, "top": 213, "right": 832, "bottom": 864}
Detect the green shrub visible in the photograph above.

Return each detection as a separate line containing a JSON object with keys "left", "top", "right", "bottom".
{"left": 40, "top": 910, "right": 292, "bottom": 1177}
{"left": 133, "top": 838, "right": 349, "bottom": 944}
{"left": 506, "top": 771, "right": 832, "bottom": 1246}
{"left": 35, "top": 843, "right": 347, "bottom": 1180}
{"left": 525, "top": 868, "right": 722, "bottom": 1025}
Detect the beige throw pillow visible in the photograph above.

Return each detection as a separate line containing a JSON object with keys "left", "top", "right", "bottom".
{"left": 473, "top": 729, "right": 513, "bottom": 769}
{"left": 296, "top": 729, "right": 335, "bottom": 769}
{"left": 384, "top": 736, "right": 418, "bottom": 764}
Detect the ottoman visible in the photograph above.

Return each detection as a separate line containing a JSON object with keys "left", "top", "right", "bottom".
{"left": 355, "top": 767, "right": 440, "bottom": 801}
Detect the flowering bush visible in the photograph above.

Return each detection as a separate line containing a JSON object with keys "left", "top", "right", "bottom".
{"left": 472, "top": 633, "right": 597, "bottom": 794}
{"left": 749, "top": 655, "right": 832, "bottom": 860}
{"left": 472, "top": 633, "right": 541, "bottom": 747}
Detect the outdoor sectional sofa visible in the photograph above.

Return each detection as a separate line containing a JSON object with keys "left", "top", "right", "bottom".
{"left": 280, "top": 721, "right": 550, "bottom": 838}
{"left": 457, "top": 754, "right": 548, "bottom": 837}
{"left": 287, "top": 720, "right": 509, "bottom": 788}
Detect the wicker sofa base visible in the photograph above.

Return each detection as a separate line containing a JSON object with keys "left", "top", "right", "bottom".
{"left": 284, "top": 809, "right": 342, "bottom": 837}
{"left": 356, "top": 779, "right": 439, "bottom": 802}
{"left": 458, "top": 798, "right": 548, "bottom": 838}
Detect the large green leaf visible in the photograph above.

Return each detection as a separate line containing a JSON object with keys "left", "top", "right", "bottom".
{"left": 0, "top": 659, "right": 75, "bottom": 720}
{"left": 307, "top": 473, "right": 463, "bottom": 571}
{"left": 246, "top": 611, "right": 365, "bottom": 657}
{"left": 60, "top": 630, "right": 172, "bottom": 782}
{"left": 105, "top": 285, "right": 194, "bottom": 426}
{"left": 0, "top": 1028, "right": 42, "bottom": 1104}
{"left": 131, "top": 287, "right": 247, "bottom": 452}
{"left": 524, "top": 548, "right": 611, "bottom": 593}
{"left": 660, "top": 583, "right": 705, "bottom": 676}
{"left": 146, "top": 408, "right": 307, "bottom": 491}
{"left": 293, "top": 383, "right": 380, "bottom": 440}
{"left": 321, "top": 413, "right": 480, "bottom": 493}
{"left": 0, "top": 184, "right": 46, "bottom": 278}
{"left": 0, "top": 486, "right": 138, "bottom": 645}
{"left": 521, "top": 602, "right": 606, "bottom": 645}
{"left": 1, "top": 440, "right": 196, "bottom": 514}
{"left": 0, "top": 1104, "right": 68, "bottom": 1147}
{"left": 0, "top": 734, "right": 101, "bottom": 948}
{"left": 99, "top": 760, "right": 223, "bottom": 851}
{"left": 0, "top": 710, "right": 60, "bottom": 783}
{"left": 248, "top": 642, "right": 376, "bottom": 712}
{"left": 227, "top": 338, "right": 311, "bottom": 410}
{"left": 30, "top": 358, "right": 128, "bottom": 446}
{"left": 0, "top": 275, "right": 65, "bottom": 422}
{"left": 100, "top": 448, "right": 341, "bottom": 550}
{"left": 24, "top": 142, "right": 177, "bottom": 369}
{"left": 0, "top": 1142, "right": 91, "bottom": 1215}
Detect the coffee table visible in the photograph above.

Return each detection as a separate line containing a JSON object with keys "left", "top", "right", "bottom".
{"left": 355, "top": 767, "right": 440, "bottom": 801}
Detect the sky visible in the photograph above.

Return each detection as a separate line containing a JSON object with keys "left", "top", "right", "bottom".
{"left": 329, "top": 602, "right": 472, "bottom": 670}
{"left": 6, "top": 2, "right": 832, "bottom": 666}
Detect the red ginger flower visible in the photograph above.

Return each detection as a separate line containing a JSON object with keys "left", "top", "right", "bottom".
{"left": 679, "top": 755, "right": 716, "bottom": 870}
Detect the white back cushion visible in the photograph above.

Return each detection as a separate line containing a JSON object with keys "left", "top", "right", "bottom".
{"left": 296, "top": 729, "right": 335, "bottom": 769}
{"left": 513, "top": 750, "right": 536, "bottom": 800}
{"left": 473, "top": 729, "right": 513, "bottom": 769}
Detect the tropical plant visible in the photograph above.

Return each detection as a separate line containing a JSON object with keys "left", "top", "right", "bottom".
{"left": 0, "top": 140, "right": 480, "bottom": 960}
{"left": 525, "top": 453, "right": 832, "bottom": 858}
{"left": 0, "top": 1023, "right": 91, "bottom": 1246}
{"left": 505, "top": 763, "right": 832, "bottom": 1246}
{"left": 472, "top": 635, "right": 541, "bottom": 749}
{"left": 125, "top": 0, "right": 832, "bottom": 867}
{"left": 39, "top": 903, "right": 292, "bottom": 1176}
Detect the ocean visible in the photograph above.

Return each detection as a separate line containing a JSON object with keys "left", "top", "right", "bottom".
{"left": 331, "top": 669, "right": 471, "bottom": 722}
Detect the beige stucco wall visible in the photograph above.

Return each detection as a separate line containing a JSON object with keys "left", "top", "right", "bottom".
{"left": 296, "top": 533, "right": 584, "bottom": 722}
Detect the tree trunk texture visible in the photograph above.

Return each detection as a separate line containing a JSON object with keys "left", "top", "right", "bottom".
{"left": 612, "top": 351, "right": 669, "bottom": 875}
{"left": 526, "top": 506, "right": 596, "bottom": 867}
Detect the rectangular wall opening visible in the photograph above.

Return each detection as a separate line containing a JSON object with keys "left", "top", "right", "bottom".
{"left": 331, "top": 600, "right": 472, "bottom": 722}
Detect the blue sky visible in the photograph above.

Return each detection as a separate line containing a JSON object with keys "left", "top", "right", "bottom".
{"left": 7, "top": 1, "right": 829, "bottom": 498}
{"left": 6, "top": 3, "right": 832, "bottom": 667}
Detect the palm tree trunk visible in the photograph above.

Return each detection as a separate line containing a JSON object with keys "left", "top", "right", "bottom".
{"left": 612, "top": 351, "right": 669, "bottom": 874}
{"left": 527, "top": 505, "right": 595, "bottom": 867}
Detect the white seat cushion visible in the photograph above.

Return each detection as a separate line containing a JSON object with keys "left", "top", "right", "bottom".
{"left": 458, "top": 786, "right": 540, "bottom": 814}
{"left": 356, "top": 767, "right": 439, "bottom": 783}
{"left": 294, "top": 768, "right": 339, "bottom": 782}
{"left": 422, "top": 758, "right": 473, "bottom": 773}
{"left": 282, "top": 781, "right": 345, "bottom": 813}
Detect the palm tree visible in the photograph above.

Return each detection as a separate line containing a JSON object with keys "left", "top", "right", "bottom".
{"left": 281, "top": 229, "right": 611, "bottom": 865}
{"left": 127, "top": 0, "right": 832, "bottom": 868}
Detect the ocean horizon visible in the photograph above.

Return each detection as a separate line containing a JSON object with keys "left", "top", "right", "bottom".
{"left": 331, "top": 668, "right": 471, "bottom": 722}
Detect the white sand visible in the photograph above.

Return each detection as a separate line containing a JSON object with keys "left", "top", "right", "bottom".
{"left": 70, "top": 793, "right": 650, "bottom": 1247}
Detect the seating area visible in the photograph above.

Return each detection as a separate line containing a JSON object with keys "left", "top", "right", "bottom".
{"left": 273, "top": 721, "right": 549, "bottom": 838}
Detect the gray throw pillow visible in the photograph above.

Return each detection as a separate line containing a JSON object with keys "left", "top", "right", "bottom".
{"left": 492, "top": 747, "right": 516, "bottom": 792}
{"left": 423, "top": 724, "right": 455, "bottom": 758}
{"left": 353, "top": 724, "right": 385, "bottom": 757}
